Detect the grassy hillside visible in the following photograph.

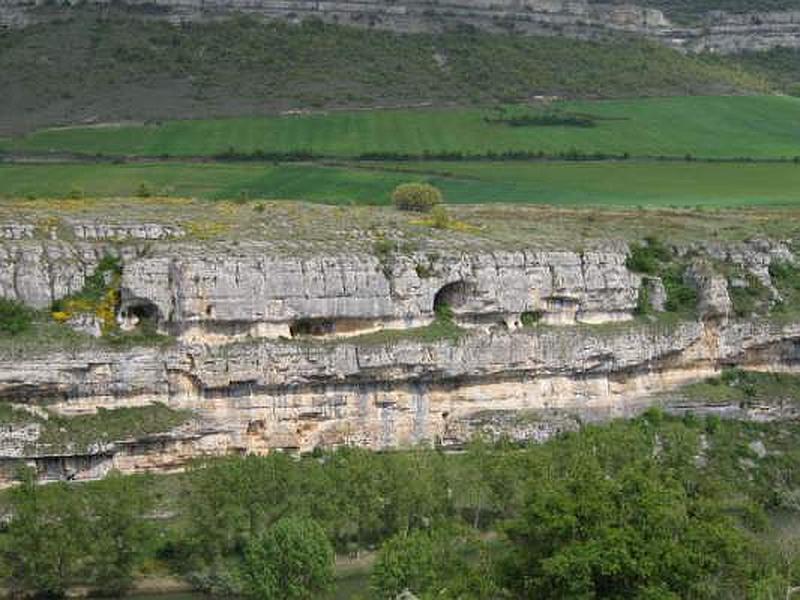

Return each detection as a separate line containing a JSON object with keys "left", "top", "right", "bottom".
{"left": 0, "top": 9, "right": 770, "bottom": 135}
{"left": 3, "top": 160, "right": 800, "bottom": 207}
{"left": 7, "top": 96, "right": 800, "bottom": 160}
{"left": 728, "top": 48, "right": 800, "bottom": 96}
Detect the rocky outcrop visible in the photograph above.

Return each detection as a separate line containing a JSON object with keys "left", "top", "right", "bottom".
{"left": 685, "top": 260, "right": 732, "bottom": 321}
{"left": 2, "top": 0, "right": 799, "bottom": 53}
{"left": 1, "top": 315, "right": 800, "bottom": 482}
{"left": 0, "top": 238, "right": 642, "bottom": 336}
{"left": 1, "top": 233, "right": 789, "bottom": 342}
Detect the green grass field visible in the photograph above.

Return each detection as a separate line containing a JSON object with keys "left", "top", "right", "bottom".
{"left": 5, "top": 96, "right": 800, "bottom": 160}
{"left": 2, "top": 160, "right": 799, "bottom": 207}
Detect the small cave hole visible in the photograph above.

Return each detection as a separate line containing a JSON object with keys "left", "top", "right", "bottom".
{"left": 120, "top": 298, "right": 161, "bottom": 332}
{"left": 290, "top": 317, "right": 336, "bottom": 337}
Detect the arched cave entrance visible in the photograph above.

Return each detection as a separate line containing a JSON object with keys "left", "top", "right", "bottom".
{"left": 433, "top": 280, "right": 474, "bottom": 315}
{"left": 119, "top": 298, "right": 162, "bottom": 332}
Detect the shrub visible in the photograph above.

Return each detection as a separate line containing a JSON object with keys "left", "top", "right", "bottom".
{"left": 634, "top": 284, "right": 652, "bottom": 316}
{"left": 520, "top": 311, "right": 542, "bottom": 327}
{"left": 241, "top": 516, "right": 333, "bottom": 600}
{"left": 662, "top": 265, "right": 698, "bottom": 314}
{"left": 67, "top": 185, "right": 85, "bottom": 200}
{"left": 136, "top": 182, "right": 152, "bottom": 198}
{"left": 50, "top": 256, "right": 123, "bottom": 335}
{"left": 434, "top": 301, "right": 454, "bottom": 322}
{"left": 428, "top": 205, "right": 451, "bottom": 229}
{"left": 0, "top": 298, "right": 34, "bottom": 336}
{"left": 626, "top": 237, "right": 671, "bottom": 275}
{"left": 391, "top": 183, "right": 442, "bottom": 212}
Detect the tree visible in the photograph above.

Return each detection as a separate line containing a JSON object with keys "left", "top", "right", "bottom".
{"left": 241, "top": 516, "right": 334, "bottom": 600}
{"left": 380, "top": 449, "right": 452, "bottom": 537}
{"left": 306, "top": 447, "right": 385, "bottom": 553}
{"left": 499, "top": 424, "right": 756, "bottom": 599}
{"left": 371, "top": 529, "right": 437, "bottom": 599}
{"left": 391, "top": 183, "right": 442, "bottom": 212}
{"left": 86, "top": 472, "right": 154, "bottom": 596}
{"left": 2, "top": 468, "right": 90, "bottom": 597}
{"left": 182, "top": 453, "right": 295, "bottom": 567}
{"left": 370, "top": 526, "right": 494, "bottom": 600}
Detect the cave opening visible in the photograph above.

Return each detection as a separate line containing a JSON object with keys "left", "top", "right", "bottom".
{"left": 120, "top": 298, "right": 161, "bottom": 332}
{"left": 433, "top": 280, "right": 474, "bottom": 315}
{"left": 290, "top": 317, "right": 336, "bottom": 337}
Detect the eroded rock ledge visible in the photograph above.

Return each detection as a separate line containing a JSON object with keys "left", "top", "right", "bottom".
{"left": 1, "top": 316, "right": 800, "bottom": 483}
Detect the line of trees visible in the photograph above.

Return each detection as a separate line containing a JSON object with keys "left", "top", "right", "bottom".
{"left": 1, "top": 410, "right": 799, "bottom": 598}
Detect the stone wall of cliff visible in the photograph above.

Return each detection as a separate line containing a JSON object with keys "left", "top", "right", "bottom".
{"left": 0, "top": 221, "right": 798, "bottom": 483}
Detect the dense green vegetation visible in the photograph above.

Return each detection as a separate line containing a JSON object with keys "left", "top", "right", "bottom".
{"left": 726, "top": 48, "right": 800, "bottom": 96}
{"left": 1, "top": 469, "right": 154, "bottom": 598}
{"left": 3, "top": 159, "right": 800, "bottom": 207}
{"left": 7, "top": 96, "right": 800, "bottom": 160}
{"left": 626, "top": 237, "right": 698, "bottom": 315}
{"left": 679, "top": 369, "right": 800, "bottom": 406}
{"left": 3, "top": 380, "right": 800, "bottom": 598}
{"left": 0, "top": 298, "right": 34, "bottom": 336}
{"left": 241, "top": 517, "right": 335, "bottom": 600}
{"left": 0, "top": 10, "right": 771, "bottom": 135}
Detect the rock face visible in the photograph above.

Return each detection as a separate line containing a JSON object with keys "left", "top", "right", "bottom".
{"left": 685, "top": 260, "right": 733, "bottom": 321}
{"left": 1, "top": 226, "right": 798, "bottom": 483}
{"left": 1, "top": 238, "right": 642, "bottom": 336}
{"left": 2, "top": 316, "right": 800, "bottom": 483}
{"left": 1, "top": 0, "right": 799, "bottom": 53}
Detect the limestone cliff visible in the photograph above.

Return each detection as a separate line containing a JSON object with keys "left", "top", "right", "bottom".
{"left": 2, "top": 0, "right": 799, "bottom": 53}
{"left": 0, "top": 214, "right": 798, "bottom": 483}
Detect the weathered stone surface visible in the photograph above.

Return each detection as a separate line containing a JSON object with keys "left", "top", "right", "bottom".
{"left": 690, "top": 239, "right": 794, "bottom": 294}
{"left": 65, "top": 313, "right": 103, "bottom": 337}
{"left": 685, "top": 260, "right": 732, "bottom": 320}
{"left": 70, "top": 221, "right": 185, "bottom": 241}
{"left": 0, "top": 238, "right": 643, "bottom": 333}
{"left": 644, "top": 276, "right": 667, "bottom": 313}
{"left": 2, "top": 315, "right": 800, "bottom": 483}
{"left": 0, "top": 224, "right": 35, "bottom": 241}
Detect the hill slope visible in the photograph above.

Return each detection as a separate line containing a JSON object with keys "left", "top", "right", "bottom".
{"left": 0, "top": 10, "right": 771, "bottom": 135}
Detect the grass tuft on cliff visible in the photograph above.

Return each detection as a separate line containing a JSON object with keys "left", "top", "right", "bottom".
{"left": 675, "top": 369, "right": 800, "bottom": 407}
{"left": 0, "top": 403, "right": 192, "bottom": 454}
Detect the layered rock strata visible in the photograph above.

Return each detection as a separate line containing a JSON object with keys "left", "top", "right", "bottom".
{"left": 1, "top": 317, "right": 800, "bottom": 483}
{"left": 0, "top": 229, "right": 798, "bottom": 483}
{"left": 1, "top": 0, "right": 799, "bottom": 53}
{"left": 1, "top": 238, "right": 643, "bottom": 337}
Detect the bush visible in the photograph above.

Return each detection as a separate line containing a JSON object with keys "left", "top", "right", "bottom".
{"left": 0, "top": 298, "right": 34, "bottom": 336}
{"left": 520, "top": 311, "right": 542, "bottom": 326}
{"left": 662, "top": 265, "right": 698, "bottom": 314}
{"left": 428, "top": 205, "right": 451, "bottom": 229}
{"left": 626, "top": 237, "right": 671, "bottom": 275}
{"left": 241, "top": 517, "right": 333, "bottom": 600}
{"left": 136, "top": 182, "right": 152, "bottom": 198}
{"left": 391, "top": 183, "right": 442, "bottom": 213}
